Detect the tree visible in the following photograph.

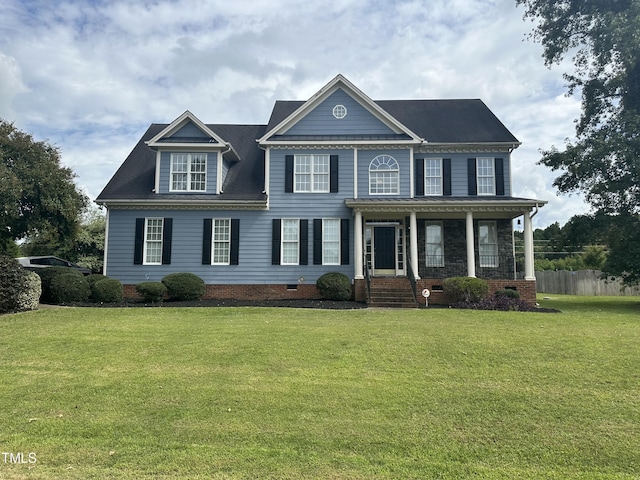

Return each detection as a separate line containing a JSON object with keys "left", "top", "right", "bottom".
{"left": 517, "top": 0, "right": 640, "bottom": 283}
{"left": 0, "top": 120, "right": 87, "bottom": 254}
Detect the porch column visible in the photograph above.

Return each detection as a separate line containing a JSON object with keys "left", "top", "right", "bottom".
{"left": 354, "top": 210, "right": 364, "bottom": 279}
{"left": 523, "top": 210, "right": 535, "bottom": 281}
{"left": 409, "top": 211, "right": 420, "bottom": 279}
{"left": 465, "top": 211, "right": 476, "bottom": 278}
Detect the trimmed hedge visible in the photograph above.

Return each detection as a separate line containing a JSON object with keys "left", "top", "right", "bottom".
{"left": 494, "top": 289, "right": 520, "bottom": 299}
{"left": 86, "top": 274, "right": 109, "bottom": 289}
{"left": 316, "top": 272, "right": 352, "bottom": 301}
{"left": 161, "top": 273, "right": 205, "bottom": 301}
{"left": 92, "top": 278, "right": 123, "bottom": 303}
{"left": 0, "top": 255, "right": 41, "bottom": 314}
{"left": 136, "top": 282, "right": 167, "bottom": 303}
{"left": 50, "top": 273, "right": 91, "bottom": 304}
{"left": 37, "top": 267, "right": 84, "bottom": 304}
{"left": 442, "top": 276, "right": 489, "bottom": 304}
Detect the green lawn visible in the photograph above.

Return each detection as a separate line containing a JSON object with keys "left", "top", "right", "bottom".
{"left": 1, "top": 296, "right": 638, "bottom": 479}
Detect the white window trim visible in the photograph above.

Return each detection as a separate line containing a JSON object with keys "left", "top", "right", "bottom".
{"left": 478, "top": 221, "right": 499, "bottom": 267}
{"left": 333, "top": 104, "right": 347, "bottom": 119}
{"left": 424, "top": 158, "right": 443, "bottom": 196}
{"left": 425, "top": 221, "right": 444, "bottom": 267}
{"left": 322, "top": 218, "right": 340, "bottom": 265}
{"left": 143, "top": 217, "right": 163, "bottom": 266}
{"left": 211, "top": 218, "right": 231, "bottom": 265}
{"left": 170, "top": 152, "right": 207, "bottom": 192}
{"left": 369, "top": 155, "right": 400, "bottom": 195}
{"left": 294, "top": 154, "right": 330, "bottom": 193}
{"left": 281, "top": 218, "right": 300, "bottom": 266}
{"left": 476, "top": 157, "right": 495, "bottom": 196}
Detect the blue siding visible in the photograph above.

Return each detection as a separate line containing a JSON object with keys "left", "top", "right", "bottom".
{"left": 158, "top": 151, "right": 218, "bottom": 194}
{"left": 285, "top": 89, "right": 395, "bottom": 136}
{"left": 106, "top": 207, "right": 353, "bottom": 285}
{"left": 169, "top": 121, "right": 211, "bottom": 139}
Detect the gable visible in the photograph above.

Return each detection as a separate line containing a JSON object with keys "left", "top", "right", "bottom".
{"left": 283, "top": 89, "right": 397, "bottom": 137}
{"left": 162, "top": 120, "right": 218, "bottom": 143}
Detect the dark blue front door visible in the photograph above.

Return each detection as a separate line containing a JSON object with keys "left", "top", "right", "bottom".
{"left": 374, "top": 227, "right": 395, "bottom": 270}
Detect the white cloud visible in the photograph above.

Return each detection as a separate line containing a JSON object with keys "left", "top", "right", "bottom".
{"left": 0, "top": 0, "right": 593, "bottom": 228}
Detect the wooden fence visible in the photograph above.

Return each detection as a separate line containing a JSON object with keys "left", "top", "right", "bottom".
{"left": 535, "top": 270, "right": 640, "bottom": 296}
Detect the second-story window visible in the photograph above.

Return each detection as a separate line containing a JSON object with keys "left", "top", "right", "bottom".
{"left": 171, "top": 153, "right": 207, "bottom": 192}
{"left": 476, "top": 157, "right": 495, "bottom": 195}
{"left": 425, "top": 158, "right": 443, "bottom": 195}
{"left": 295, "top": 154, "right": 329, "bottom": 192}
{"left": 369, "top": 155, "right": 399, "bottom": 195}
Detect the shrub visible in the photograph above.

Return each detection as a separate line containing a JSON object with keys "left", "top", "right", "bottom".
{"left": 316, "top": 272, "right": 352, "bottom": 301}
{"left": 452, "top": 296, "right": 534, "bottom": 312}
{"left": 0, "top": 255, "right": 40, "bottom": 313}
{"left": 86, "top": 274, "right": 108, "bottom": 289}
{"left": 37, "top": 267, "right": 83, "bottom": 304}
{"left": 494, "top": 289, "right": 520, "bottom": 299}
{"left": 50, "top": 273, "right": 90, "bottom": 304}
{"left": 92, "top": 278, "right": 123, "bottom": 303}
{"left": 16, "top": 271, "right": 42, "bottom": 312}
{"left": 161, "top": 273, "right": 205, "bottom": 301}
{"left": 442, "top": 276, "right": 489, "bottom": 304}
{"left": 136, "top": 282, "right": 167, "bottom": 303}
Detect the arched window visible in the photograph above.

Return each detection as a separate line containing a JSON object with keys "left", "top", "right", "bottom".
{"left": 369, "top": 155, "right": 399, "bottom": 194}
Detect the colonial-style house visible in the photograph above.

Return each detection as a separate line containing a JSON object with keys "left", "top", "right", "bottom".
{"left": 97, "top": 74, "right": 545, "bottom": 306}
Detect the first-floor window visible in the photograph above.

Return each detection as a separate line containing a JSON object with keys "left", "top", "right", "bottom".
{"left": 282, "top": 219, "right": 300, "bottom": 265}
{"left": 144, "top": 218, "right": 164, "bottom": 265}
{"left": 322, "top": 218, "right": 340, "bottom": 265}
{"left": 212, "top": 219, "right": 231, "bottom": 264}
{"left": 478, "top": 221, "right": 498, "bottom": 267}
{"left": 425, "top": 222, "right": 444, "bottom": 267}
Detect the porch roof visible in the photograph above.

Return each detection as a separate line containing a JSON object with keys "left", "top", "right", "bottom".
{"left": 345, "top": 196, "right": 547, "bottom": 219}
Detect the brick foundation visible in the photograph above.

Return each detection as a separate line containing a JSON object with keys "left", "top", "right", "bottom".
{"left": 123, "top": 283, "right": 325, "bottom": 301}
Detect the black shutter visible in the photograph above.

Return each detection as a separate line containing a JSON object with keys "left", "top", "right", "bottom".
{"left": 468, "top": 158, "right": 477, "bottom": 196}
{"left": 161, "top": 218, "right": 173, "bottom": 265}
{"left": 415, "top": 159, "right": 424, "bottom": 196}
{"left": 134, "top": 218, "right": 144, "bottom": 265}
{"left": 300, "top": 219, "right": 308, "bottom": 265}
{"left": 340, "top": 218, "right": 350, "bottom": 265}
{"left": 495, "top": 158, "right": 505, "bottom": 196}
{"left": 313, "top": 219, "right": 322, "bottom": 265}
{"left": 272, "top": 219, "right": 281, "bottom": 265}
{"left": 285, "top": 155, "right": 294, "bottom": 193}
{"left": 230, "top": 219, "right": 240, "bottom": 265}
{"left": 330, "top": 155, "right": 339, "bottom": 192}
{"left": 443, "top": 158, "right": 452, "bottom": 196}
{"left": 202, "top": 219, "right": 212, "bottom": 265}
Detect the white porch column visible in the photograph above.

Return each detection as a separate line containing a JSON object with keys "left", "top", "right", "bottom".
{"left": 523, "top": 211, "right": 536, "bottom": 281}
{"left": 465, "top": 211, "right": 476, "bottom": 278}
{"left": 409, "top": 211, "right": 420, "bottom": 279}
{"left": 354, "top": 210, "right": 364, "bottom": 279}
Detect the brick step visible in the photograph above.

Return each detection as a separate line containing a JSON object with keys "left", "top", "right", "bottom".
{"left": 368, "top": 277, "right": 417, "bottom": 308}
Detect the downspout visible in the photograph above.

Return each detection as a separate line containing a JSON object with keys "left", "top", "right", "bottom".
{"left": 218, "top": 143, "right": 232, "bottom": 194}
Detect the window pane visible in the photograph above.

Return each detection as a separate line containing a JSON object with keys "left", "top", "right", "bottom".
{"left": 212, "top": 219, "right": 230, "bottom": 264}
{"left": 323, "top": 219, "right": 340, "bottom": 264}
{"left": 281, "top": 219, "right": 299, "bottom": 265}
{"left": 425, "top": 223, "right": 444, "bottom": 267}
{"left": 479, "top": 222, "right": 498, "bottom": 267}
{"left": 145, "top": 218, "right": 163, "bottom": 264}
{"left": 425, "top": 159, "right": 442, "bottom": 195}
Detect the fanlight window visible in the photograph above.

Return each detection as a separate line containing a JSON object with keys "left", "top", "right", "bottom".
{"left": 369, "top": 155, "right": 399, "bottom": 195}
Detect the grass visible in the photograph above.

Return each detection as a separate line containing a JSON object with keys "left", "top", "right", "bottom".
{"left": 0, "top": 295, "right": 638, "bottom": 479}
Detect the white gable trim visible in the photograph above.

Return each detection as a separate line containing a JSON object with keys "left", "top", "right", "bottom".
{"left": 145, "top": 110, "right": 229, "bottom": 148}
{"left": 258, "top": 74, "right": 423, "bottom": 144}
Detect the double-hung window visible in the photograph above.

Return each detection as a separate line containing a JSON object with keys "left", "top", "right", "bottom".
{"left": 281, "top": 219, "right": 300, "bottom": 265}
{"left": 478, "top": 221, "right": 498, "bottom": 267}
{"left": 212, "top": 219, "right": 231, "bottom": 265}
{"left": 476, "top": 158, "right": 495, "bottom": 195}
{"left": 144, "top": 218, "right": 164, "bottom": 265}
{"left": 425, "top": 158, "right": 443, "bottom": 195}
{"left": 322, "top": 218, "right": 340, "bottom": 265}
{"left": 295, "top": 154, "right": 329, "bottom": 192}
{"left": 425, "top": 222, "right": 444, "bottom": 267}
{"left": 171, "top": 153, "right": 207, "bottom": 192}
{"left": 369, "top": 155, "right": 399, "bottom": 195}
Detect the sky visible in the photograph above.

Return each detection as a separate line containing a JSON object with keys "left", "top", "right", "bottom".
{"left": 0, "top": 0, "right": 592, "bottom": 229}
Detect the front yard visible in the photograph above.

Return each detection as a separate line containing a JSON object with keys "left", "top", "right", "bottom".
{"left": 1, "top": 296, "right": 638, "bottom": 479}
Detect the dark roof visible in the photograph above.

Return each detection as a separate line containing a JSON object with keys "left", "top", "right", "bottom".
{"left": 96, "top": 124, "right": 267, "bottom": 202}
{"left": 265, "top": 99, "right": 519, "bottom": 144}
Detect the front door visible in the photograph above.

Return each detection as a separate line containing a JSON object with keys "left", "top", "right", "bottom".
{"left": 374, "top": 226, "right": 396, "bottom": 271}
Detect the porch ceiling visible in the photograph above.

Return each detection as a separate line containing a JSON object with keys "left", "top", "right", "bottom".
{"left": 345, "top": 197, "right": 547, "bottom": 219}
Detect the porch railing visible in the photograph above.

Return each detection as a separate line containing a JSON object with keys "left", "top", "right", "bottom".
{"left": 363, "top": 251, "right": 372, "bottom": 301}
{"left": 421, "top": 255, "right": 516, "bottom": 280}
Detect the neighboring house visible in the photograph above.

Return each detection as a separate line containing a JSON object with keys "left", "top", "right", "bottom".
{"left": 97, "top": 74, "right": 546, "bottom": 305}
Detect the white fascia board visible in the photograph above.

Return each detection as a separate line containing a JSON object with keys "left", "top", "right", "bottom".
{"left": 145, "top": 110, "right": 228, "bottom": 147}
{"left": 258, "top": 74, "right": 423, "bottom": 144}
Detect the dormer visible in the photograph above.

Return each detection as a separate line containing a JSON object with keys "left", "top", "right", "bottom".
{"left": 146, "top": 111, "right": 238, "bottom": 195}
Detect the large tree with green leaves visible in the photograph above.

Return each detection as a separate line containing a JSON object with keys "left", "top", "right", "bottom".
{"left": 0, "top": 120, "right": 87, "bottom": 254}
{"left": 517, "top": 0, "right": 640, "bottom": 284}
